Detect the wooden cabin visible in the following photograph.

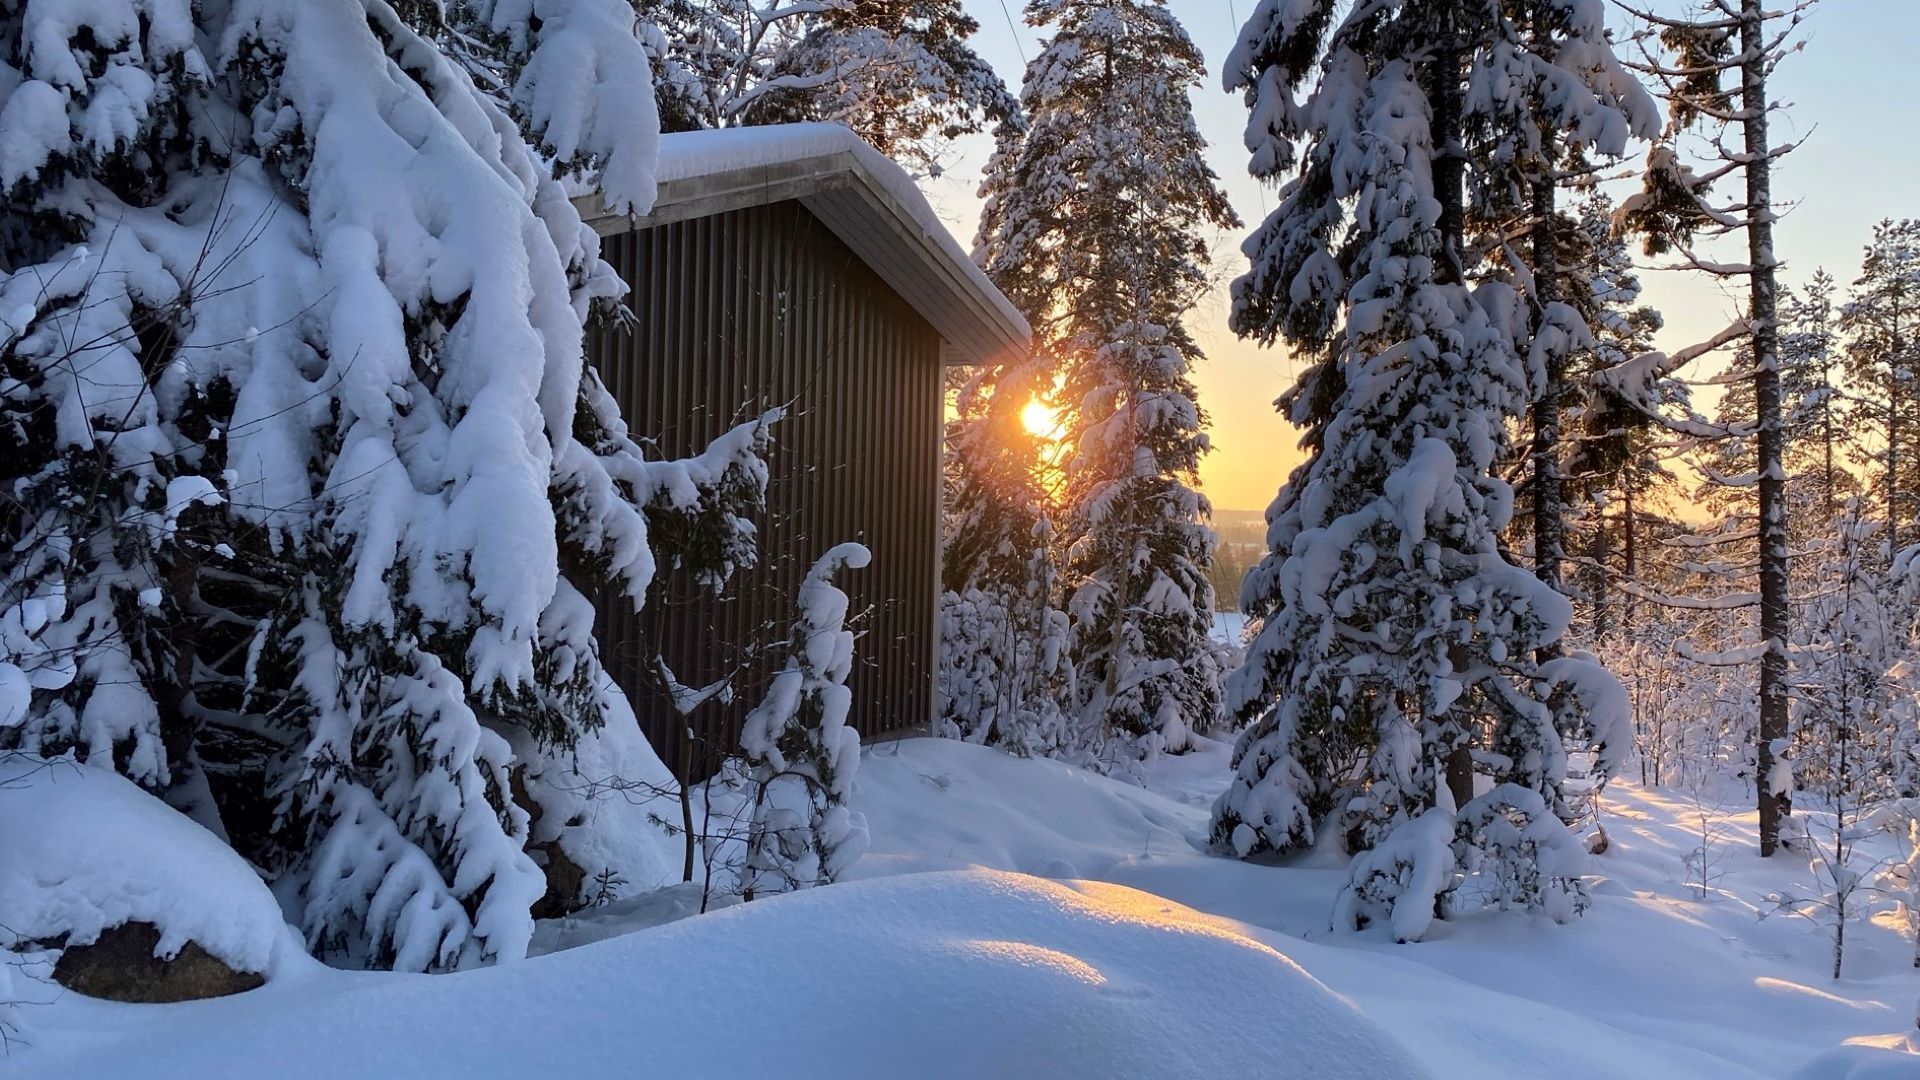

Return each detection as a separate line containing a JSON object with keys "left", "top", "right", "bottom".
{"left": 573, "top": 125, "right": 1031, "bottom": 776}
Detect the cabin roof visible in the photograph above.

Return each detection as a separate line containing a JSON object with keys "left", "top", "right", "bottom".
{"left": 573, "top": 124, "right": 1031, "bottom": 368}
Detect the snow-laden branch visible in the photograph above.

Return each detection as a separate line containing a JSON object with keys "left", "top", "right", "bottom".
{"left": 1618, "top": 578, "right": 1760, "bottom": 611}
{"left": 1676, "top": 639, "right": 1771, "bottom": 666}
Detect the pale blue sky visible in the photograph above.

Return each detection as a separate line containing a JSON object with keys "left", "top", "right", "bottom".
{"left": 919, "top": 0, "right": 1918, "bottom": 512}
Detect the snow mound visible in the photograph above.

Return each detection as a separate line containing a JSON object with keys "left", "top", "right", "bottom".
{"left": 850, "top": 737, "right": 1203, "bottom": 880}
{"left": 12, "top": 871, "right": 1429, "bottom": 1080}
{"left": 1793, "top": 1033, "right": 1920, "bottom": 1080}
{"left": 0, "top": 755, "right": 289, "bottom": 974}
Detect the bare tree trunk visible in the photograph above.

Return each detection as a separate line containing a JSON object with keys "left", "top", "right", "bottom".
{"left": 1428, "top": 14, "right": 1477, "bottom": 813}
{"left": 1824, "top": 366, "right": 1837, "bottom": 520}
{"left": 156, "top": 551, "right": 203, "bottom": 771}
{"left": 679, "top": 733, "right": 697, "bottom": 883}
{"left": 1744, "top": 0, "right": 1793, "bottom": 856}
{"left": 1889, "top": 337, "right": 1901, "bottom": 549}
{"left": 1624, "top": 482, "right": 1638, "bottom": 629}
{"left": 1589, "top": 523, "right": 1610, "bottom": 644}
{"left": 1530, "top": 166, "right": 1567, "bottom": 656}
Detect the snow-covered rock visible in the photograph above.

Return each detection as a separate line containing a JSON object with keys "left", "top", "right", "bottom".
{"left": 8, "top": 870, "right": 1429, "bottom": 1079}
{"left": 0, "top": 755, "right": 292, "bottom": 983}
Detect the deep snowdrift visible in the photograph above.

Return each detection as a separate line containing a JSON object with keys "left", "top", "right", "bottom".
{"left": 9, "top": 871, "right": 1427, "bottom": 1080}
{"left": 10, "top": 737, "right": 1920, "bottom": 1078}
{"left": 848, "top": 739, "right": 1920, "bottom": 1079}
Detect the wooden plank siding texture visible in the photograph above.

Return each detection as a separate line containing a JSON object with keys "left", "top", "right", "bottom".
{"left": 590, "top": 199, "right": 943, "bottom": 780}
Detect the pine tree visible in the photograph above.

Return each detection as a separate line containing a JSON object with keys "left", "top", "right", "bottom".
{"left": 1617, "top": 0, "right": 1815, "bottom": 856}
{"left": 739, "top": 543, "right": 871, "bottom": 899}
{"left": 637, "top": 0, "right": 1019, "bottom": 174}
{"left": 972, "top": 0, "right": 1238, "bottom": 768}
{"left": 1210, "top": 0, "right": 1641, "bottom": 940}
{"left": 1794, "top": 502, "right": 1910, "bottom": 810}
{"left": 1841, "top": 220, "right": 1920, "bottom": 548}
{"left": 0, "top": 0, "right": 773, "bottom": 969}
{"left": 1783, "top": 271, "right": 1845, "bottom": 514}
{"left": 1473, "top": 12, "right": 1659, "bottom": 630}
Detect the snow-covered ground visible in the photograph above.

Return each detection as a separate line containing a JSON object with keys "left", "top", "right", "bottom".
{"left": 1210, "top": 609, "right": 1248, "bottom": 646}
{"left": 853, "top": 739, "right": 1920, "bottom": 1078}
{"left": 9, "top": 738, "right": 1920, "bottom": 1077}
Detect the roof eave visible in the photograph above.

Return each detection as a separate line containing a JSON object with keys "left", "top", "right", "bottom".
{"left": 573, "top": 151, "right": 1029, "bottom": 369}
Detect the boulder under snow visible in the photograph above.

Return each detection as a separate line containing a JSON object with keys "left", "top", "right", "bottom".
{"left": 0, "top": 755, "right": 291, "bottom": 1002}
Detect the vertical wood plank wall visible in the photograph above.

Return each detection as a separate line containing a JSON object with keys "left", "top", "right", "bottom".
{"left": 590, "top": 199, "right": 943, "bottom": 778}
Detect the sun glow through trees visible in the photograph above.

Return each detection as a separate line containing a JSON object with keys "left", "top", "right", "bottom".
{"left": 1021, "top": 397, "right": 1061, "bottom": 440}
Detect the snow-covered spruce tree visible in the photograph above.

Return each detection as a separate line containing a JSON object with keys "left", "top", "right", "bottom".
{"left": 1465, "top": 12, "right": 1661, "bottom": 626}
{"left": 0, "top": 0, "right": 776, "bottom": 970}
{"left": 1616, "top": 0, "right": 1814, "bottom": 856}
{"left": 0, "top": 0, "right": 242, "bottom": 799}
{"left": 934, "top": 587, "right": 1015, "bottom": 742}
{"left": 972, "top": 0, "right": 1239, "bottom": 769}
{"left": 738, "top": 543, "right": 871, "bottom": 900}
{"left": 934, "top": 579, "right": 1073, "bottom": 756}
{"left": 1210, "top": 0, "right": 1639, "bottom": 940}
{"left": 1771, "top": 498, "right": 1910, "bottom": 979}
{"left": 1793, "top": 502, "right": 1911, "bottom": 810}
{"left": 636, "top": 0, "right": 1019, "bottom": 174}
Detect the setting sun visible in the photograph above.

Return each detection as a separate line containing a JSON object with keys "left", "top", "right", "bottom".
{"left": 1021, "top": 398, "right": 1061, "bottom": 439}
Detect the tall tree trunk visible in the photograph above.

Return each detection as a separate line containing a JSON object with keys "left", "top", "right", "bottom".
{"left": 1885, "top": 367, "right": 1899, "bottom": 550}
{"left": 1589, "top": 520, "right": 1611, "bottom": 644}
{"left": 1529, "top": 167, "right": 1566, "bottom": 664}
{"left": 1623, "top": 482, "right": 1638, "bottom": 631}
{"left": 1823, "top": 361, "right": 1836, "bottom": 520}
{"left": 1427, "top": 15, "right": 1475, "bottom": 811}
{"left": 679, "top": 734, "right": 697, "bottom": 883}
{"left": 1624, "top": 484, "right": 1644, "bottom": 785}
{"left": 156, "top": 551, "right": 203, "bottom": 773}
{"left": 1744, "top": 0, "right": 1793, "bottom": 856}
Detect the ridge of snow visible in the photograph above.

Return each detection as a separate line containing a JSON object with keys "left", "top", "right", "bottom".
{"left": 6, "top": 870, "right": 1428, "bottom": 1080}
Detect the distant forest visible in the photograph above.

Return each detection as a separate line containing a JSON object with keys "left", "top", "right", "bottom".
{"left": 1210, "top": 510, "right": 1265, "bottom": 611}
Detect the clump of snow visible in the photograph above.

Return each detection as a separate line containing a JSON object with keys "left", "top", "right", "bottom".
{"left": 738, "top": 543, "right": 871, "bottom": 896}
{"left": 6, "top": 871, "right": 1429, "bottom": 1080}
{"left": 1334, "top": 794, "right": 1459, "bottom": 943}
{"left": 0, "top": 755, "right": 290, "bottom": 975}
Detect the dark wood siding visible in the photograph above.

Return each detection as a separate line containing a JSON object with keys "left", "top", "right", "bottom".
{"left": 590, "top": 199, "right": 943, "bottom": 778}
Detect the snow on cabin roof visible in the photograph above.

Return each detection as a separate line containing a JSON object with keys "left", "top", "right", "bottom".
{"left": 574, "top": 124, "right": 1030, "bottom": 368}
